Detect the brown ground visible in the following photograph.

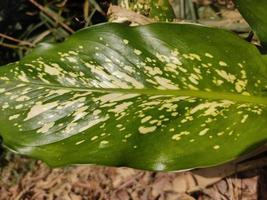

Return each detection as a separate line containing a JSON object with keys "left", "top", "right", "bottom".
{"left": 1, "top": 153, "right": 267, "bottom": 200}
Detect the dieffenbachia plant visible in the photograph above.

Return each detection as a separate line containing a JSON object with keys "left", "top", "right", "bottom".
{"left": 0, "top": 1, "right": 267, "bottom": 171}
{"left": 236, "top": 0, "right": 267, "bottom": 50}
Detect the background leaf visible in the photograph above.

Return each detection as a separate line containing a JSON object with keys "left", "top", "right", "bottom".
{"left": 149, "top": 0, "right": 175, "bottom": 22}
{"left": 1, "top": 23, "right": 267, "bottom": 171}
{"left": 236, "top": 0, "right": 267, "bottom": 49}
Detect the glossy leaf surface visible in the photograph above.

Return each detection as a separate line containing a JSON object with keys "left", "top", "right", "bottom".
{"left": 1, "top": 23, "right": 267, "bottom": 171}
{"left": 236, "top": 0, "right": 267, "bottom": 49}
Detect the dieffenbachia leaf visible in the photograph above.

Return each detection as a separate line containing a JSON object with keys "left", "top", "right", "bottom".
{"left": 236, "top": 0, "right": 267, "bottom": 49}
{"left": 149, "top": 0, "right": 175, "bottom": 22}
{"left": 1, "top": 23, "right": 267, "bottom": 171}
{"left": 262, "top": 55, "right": 267, "bottom": 65}
{"left": 118, "top": 0, "right": 175, "bottom": 22}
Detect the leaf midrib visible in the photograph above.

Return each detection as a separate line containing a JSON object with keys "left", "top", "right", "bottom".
{"left": 21, "top": 82, "right": 267, "bottom": 105}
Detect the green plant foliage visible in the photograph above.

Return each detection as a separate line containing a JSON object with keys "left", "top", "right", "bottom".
{"left": 236, "top": 0, "right": 267, "bottom": 49}
{"left": 118, "top": 0, "right": 175, "bottom": 22}
{"left": 149, "top": 0, "right": 175, "bottom": 21}
{"left": 0, "top": 23, "right": 267, "bottom": 171}
{"left": 262, "top": 55, "right": 267, "bottom": 64}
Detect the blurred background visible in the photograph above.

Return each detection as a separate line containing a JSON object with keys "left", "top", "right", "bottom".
{"left": 0, "top": 0, "right": 248, "bottom": 66}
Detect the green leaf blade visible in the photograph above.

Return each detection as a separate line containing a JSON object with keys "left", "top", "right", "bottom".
{"left": 149, "top": 0, "right": 175, "bottom": 21}
{"left": 236, "top": 0, "right": 267, "bottom": 49}
{"left": 1, "top": 23, "right": 267, "bottom": 171}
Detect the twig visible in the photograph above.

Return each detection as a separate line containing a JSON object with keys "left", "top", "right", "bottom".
{"left": 28, "top": 0, "right": 74, "bottom": 34}
{"left": 32, "top": 30, "right": 52, "bottom": 45}
{"left": 84, "top": 0, "right": 90, "bottom": 19}
{"left": 0, "top": 33, "right": 34, "bottom": 47}
{"left": 89, "top": 0, "right": 106, "bottom": 16}
{"left": 56, "top": 0, "right": 68, "bottom": 7}
{"left": 85, "top": 9, "right": 97, "bottom": 27}
{"left": 0, "top": 42, "right": 29, "bottom": 50}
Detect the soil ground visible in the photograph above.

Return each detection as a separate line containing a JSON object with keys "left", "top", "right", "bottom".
{"left": 1, "top": 153, "right": 267, "bottom": 200}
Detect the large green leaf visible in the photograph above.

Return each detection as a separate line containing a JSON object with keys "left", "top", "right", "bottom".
{"left": 1, "top": 23, "right": 267, "bottom": 171}
{"left": 236, "top": 0, "right": 267, "bottom": 49}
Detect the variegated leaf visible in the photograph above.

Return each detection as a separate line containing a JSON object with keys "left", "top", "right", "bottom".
{"left": 0, "top": 23, "right": 267, "bottom": 171}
